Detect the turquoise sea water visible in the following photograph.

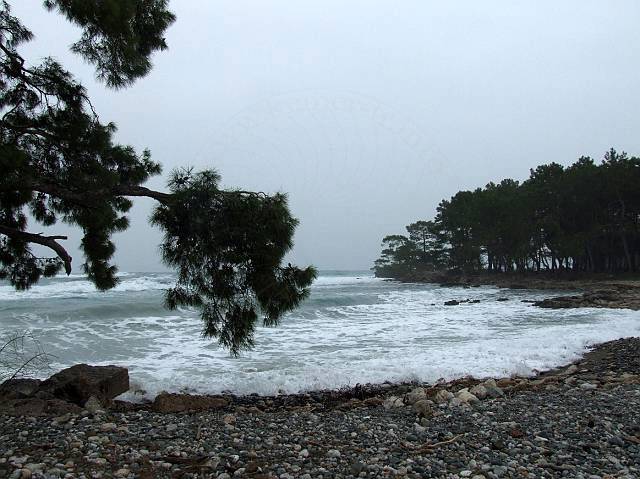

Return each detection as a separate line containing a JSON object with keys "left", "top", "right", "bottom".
{"left": 1, "top": 271, "right": 640, "bottom": 397}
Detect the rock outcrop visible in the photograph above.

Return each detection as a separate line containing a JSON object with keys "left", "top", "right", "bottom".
{"left": 0, "top": 378, "right": 42, "bottom": 400}
{"left": 1, "top": 397, "right": 82, "bottom": 416}
{"left": 534, "top": 287, "right": 640, "bottom": 310}
{"left": 0, "top": 364, "right": 129, "bottom": 416}
{"left": 40, "top": 364, "right": 129, "bottom": 405}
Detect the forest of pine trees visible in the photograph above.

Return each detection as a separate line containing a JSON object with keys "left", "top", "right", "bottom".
{"left": 374, "top": 149, "right": 640, "bottom": 278}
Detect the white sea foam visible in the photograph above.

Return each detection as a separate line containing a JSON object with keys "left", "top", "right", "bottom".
{"left": 114, "top": 309, "right": 640, "bottom": 399}
{"left": 0, "top": 274, "right": 173, "bottom": 300}
{"left": 0, "top": 273, "right": 371, "bottom": 300}
{"left": 3, "top": 273, "right": 639, "bottom": 398}
{"left": 54, "top": 272, "right": 135, "bottom": 279}
{"left": 312, "top": 274, "right": 381, "bottom": 287}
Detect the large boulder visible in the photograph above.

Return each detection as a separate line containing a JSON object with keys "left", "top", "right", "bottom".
{"left": 0, "top": 397, "right": 82, "bottom": 416}
{"left": 40, "top": 364, "right": 129, "bottom": 406}
{"left": 152, "top": 393, "right": 228, "bottom": 413}
{"left": 0, "top": 378, "right": 42, "bottom": 400}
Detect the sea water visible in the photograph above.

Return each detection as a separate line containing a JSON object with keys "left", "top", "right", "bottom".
{"left": 1, "top": 271, "right": 639, "bottom": 398}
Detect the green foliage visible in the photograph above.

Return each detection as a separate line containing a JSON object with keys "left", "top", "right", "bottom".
{"left": 373, "top": 234, "right": 413, "bottom": 277}
{"left": 152, "top": 169, "right": 316, "bottom": 355}
{"left": 43, "top": 0, "right": 176, "bottom": 88}
{"left": 373, "top": 222, "right": 448, "bottom": 277}
{"left": 375, "top": 150, "right": 640, "bottom": 277}
{"left": 1, "top": 0, "right": 164, "bottom": 289}
{"left": 0, "top": 1, "right": 315, "bottom": 352}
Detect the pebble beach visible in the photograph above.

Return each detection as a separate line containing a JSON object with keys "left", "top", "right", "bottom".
{"left": 1, "top": 337, "right": 639, "bottom": 479}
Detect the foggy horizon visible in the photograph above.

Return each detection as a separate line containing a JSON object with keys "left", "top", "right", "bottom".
{"left": 12, "top": 0, "right": 640, "bottom": 272}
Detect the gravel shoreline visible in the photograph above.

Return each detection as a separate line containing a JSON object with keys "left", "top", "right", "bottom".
{"left": 2, "top": 338, "right": 640, "bottom": 478}
{"left": 392, "top": 272, "right": 640, "bottom": 310}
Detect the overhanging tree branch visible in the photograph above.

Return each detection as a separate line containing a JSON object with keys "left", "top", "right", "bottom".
{"left": 0, "top": 1, "right": 316, "bottom": 352}
{"left": 112, "top": 184, "right": 268, "bottom": 201}
{"left": 0, "top": 225, "right": 72, "bottom": 274}
{"left": 112, "top": 184, "right": 171, "bottom": 202}
{"left": 25, "top": 182, "right": 267, "bottom": 205}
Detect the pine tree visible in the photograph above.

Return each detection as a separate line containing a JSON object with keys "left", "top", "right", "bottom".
{"left": 0, "top": 1, "right": 316, "bottom": 355}
{"left": 375, "top": 150, "right": 640, "bottom": 277}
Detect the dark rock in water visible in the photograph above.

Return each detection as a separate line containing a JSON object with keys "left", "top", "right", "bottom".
{"left": 444, "top": 300, "right": 460, "bottom": 306}
{"left": 152, "top": 392, "right": 229, "bottom": 413}
{"left": 40, "top": 364, "right": 129, "bottom": 406}
{"left": 497, "top": 297, "right": 509, "bottom": 302}
{"left": 0, "top": 378, "right": 42, "bottom": 400}
{"left": 535, "top": 295, "right": 587, "bottom": 309}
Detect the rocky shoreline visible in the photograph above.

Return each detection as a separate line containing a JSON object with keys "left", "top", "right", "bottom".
{"left": 390, "top": 271, "right": 640, "bottom": 311}
{"left": 1, "top": 337, "right": 640, "bottom": 478}
{"left": 532, "top": 283, "right": 640, "bottom": 310}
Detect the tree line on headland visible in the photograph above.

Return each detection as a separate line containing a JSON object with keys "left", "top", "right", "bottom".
{"left": 374, "top": 149, "right": 640, "bottom": 278}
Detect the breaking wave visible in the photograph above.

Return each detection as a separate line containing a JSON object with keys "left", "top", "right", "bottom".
{"left": 2, "top": 271, "right": 639, "bottom": 397}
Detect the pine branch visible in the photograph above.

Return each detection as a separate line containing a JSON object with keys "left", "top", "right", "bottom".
{"left": 0, "top": 225, "right": 72, "bottom": 274}
{"left": 112, "top": 184, "right": 171, "bottom": 202}
{"left": 25, "top": 181, "right": 268, "bottom": 205}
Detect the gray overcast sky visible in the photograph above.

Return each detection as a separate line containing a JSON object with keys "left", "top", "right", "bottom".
{"left": 12, "top": 1, "right": 640, "bottom": 271}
